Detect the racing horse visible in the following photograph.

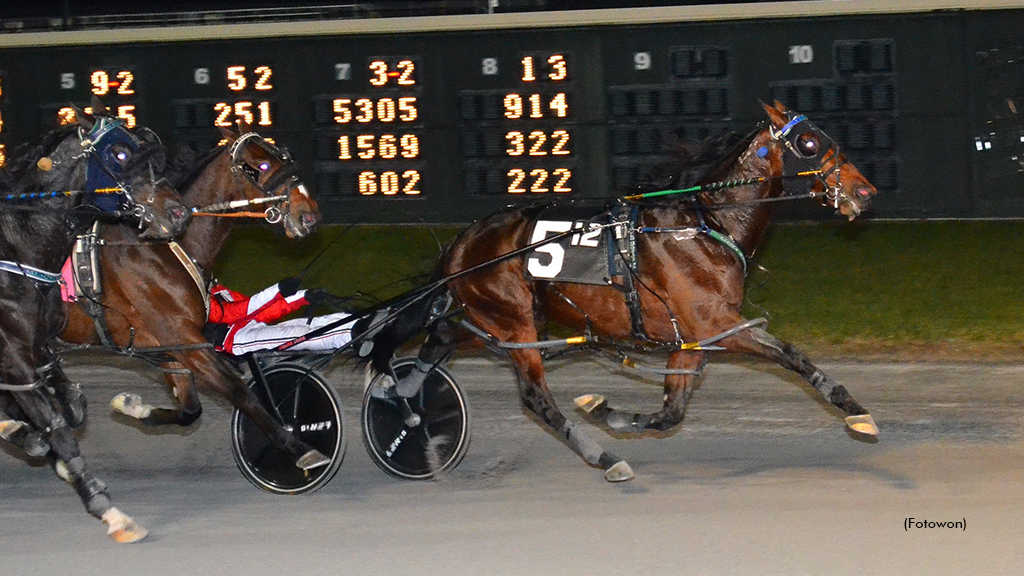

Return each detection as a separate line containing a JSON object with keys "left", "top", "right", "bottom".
{"left": 0, "top": 108, "right": 190, "bottom": 542}
{"left": 367, "top": 102, "right": 880, "bottom": 482}
{"left": 58, "top": 123, "right": 327, "bottom": 474}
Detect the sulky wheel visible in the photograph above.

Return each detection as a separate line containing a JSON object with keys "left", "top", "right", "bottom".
{"left": 231, "top": 363, "right": 346, "bottom": 495}
{"left": 362, "top": 357, "right": 470, "bottom": 480}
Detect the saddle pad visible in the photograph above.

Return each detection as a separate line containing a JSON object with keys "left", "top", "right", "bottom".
{"left": 524, "top": 205, "right": 611, "bottom": 285}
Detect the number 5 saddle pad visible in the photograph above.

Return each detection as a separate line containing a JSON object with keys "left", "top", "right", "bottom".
{"left": 523, "top": 203, "right": 629, "bottom": 285}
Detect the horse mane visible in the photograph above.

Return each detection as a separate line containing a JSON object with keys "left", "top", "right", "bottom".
{"left": 631, "top": 125, "right": 760, "bottom": 194}
{"left": 0, "top": 126, "right": 79, "bottom": 188}
{"left": 165, "top": 143, "right": 225, "bottom": 194}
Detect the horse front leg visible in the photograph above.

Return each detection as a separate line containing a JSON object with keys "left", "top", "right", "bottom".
{"left": 575, "top": 350, "right": 706, "bottom": 433}
{"left": 507, "top": 348, "right": 634, "bottom": 482}
{"left": 723, "top": 325, "right": 878, "bottom": 438}
{"left": 110, "top": 359, "right": 203, "bottom": 426}
{"left": 13, "top": 388, "right": 147, "bottom": 543}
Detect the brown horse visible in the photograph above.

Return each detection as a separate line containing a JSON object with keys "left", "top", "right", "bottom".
{"left": 368, "top": 102, "right": 879, "bottom": 482}
{"left": 58, "top": 123, "right": 328, "bottom": 473}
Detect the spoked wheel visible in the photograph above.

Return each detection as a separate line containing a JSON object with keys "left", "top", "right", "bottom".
{"left": 362, "top": 357, "right": 470, "bottom": 480}
{"left": 231, "top": 363, "right": 346, "bottom": 495}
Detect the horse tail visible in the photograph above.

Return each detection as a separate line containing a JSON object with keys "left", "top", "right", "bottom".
{"left": 363, "top": 284, "right": 448, "bottom": 376}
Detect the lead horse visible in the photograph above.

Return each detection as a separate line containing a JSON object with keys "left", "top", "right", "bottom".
{"left": 0, "top": 109, "right": 190, "bottom": 542}
{"left": 368, "top": 102, "right": 880, "bottom": 482}
{"left": 58, "top": 123, "right": 327, "bottom": 474}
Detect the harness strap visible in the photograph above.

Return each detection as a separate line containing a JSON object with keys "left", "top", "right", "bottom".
{"left": 168, "top": 241, "right": 210, "bottom": 318}
{"left": 0, "top": 260, "right": 61, "bottom": 284}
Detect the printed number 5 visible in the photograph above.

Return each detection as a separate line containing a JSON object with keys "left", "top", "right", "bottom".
{"left": 527, "top": 221, "right": 572, "bottom": 278}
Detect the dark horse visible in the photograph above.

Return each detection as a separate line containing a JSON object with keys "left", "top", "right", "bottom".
{"left": 0, "top": 109, "right": 190, "bottom": 543}
{"left": 368, "top": 102, "right": 879, "bottom": 482}
{"left": 58, "top": 124, "right": 327, "bottom": 474}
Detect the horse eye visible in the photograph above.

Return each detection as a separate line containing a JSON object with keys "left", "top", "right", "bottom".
{"left": 795, "top": 133, "right": 819, "bottom": 157}
{"left": 110, "top": 144, "right": 132, "bottom": 165}
{"left": 259, "top": 162, "right": 271, "bottom": 171}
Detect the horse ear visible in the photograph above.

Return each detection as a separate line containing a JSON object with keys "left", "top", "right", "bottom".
{"left": 218, "top": 125, "right": 238, "bottom": 142}
{"left": 71, "top": 103, "right": 94, "bottom": 130}
{"left": 762, "top": 101, "right": 788, "bottom": 127}
{"left": 773, "top": 100, "right": 789, "bottom": 112}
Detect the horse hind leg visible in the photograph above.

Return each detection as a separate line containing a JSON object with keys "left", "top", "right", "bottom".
{"left": 575, "top": 350, "right": 705, "bottom": 434}
{"left": 111, "top": 361, "right": 203, "bottom": 426}
{"left": 727, "top": 326, "right": 878, "bottom": 438}
{"left": 508, "top": 348, "right": 634, "bottom": 482}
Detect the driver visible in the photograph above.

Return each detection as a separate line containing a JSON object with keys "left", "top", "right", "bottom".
{"left": 204, "top": 276, "right": 357, "bottom": 355}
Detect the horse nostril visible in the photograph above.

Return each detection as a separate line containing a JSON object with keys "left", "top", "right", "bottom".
{"left": 855, "top": 186, "right": 873, "bottom": 199}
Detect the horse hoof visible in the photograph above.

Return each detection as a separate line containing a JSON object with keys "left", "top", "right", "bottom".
{"left": 102, "top": 508, "right": 148, "bottom": 544}
{"left": 111, "top": 393, "right": 152, "bottom": 420}
{"left": 845, "top": 414, "right": 879, "bottom": 437}
{"left": 604, "top": 461, "right": 635, "bottom": 482}
{"left": 574, "top": 394, "right": 607, "bottom": 414}
{"left": 296, "top": 449, "right": 331, "bottom": 471}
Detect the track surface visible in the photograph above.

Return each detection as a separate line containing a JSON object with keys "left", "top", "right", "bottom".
{"left": 2, "top": 351, "right": 1022, "bottom": 574}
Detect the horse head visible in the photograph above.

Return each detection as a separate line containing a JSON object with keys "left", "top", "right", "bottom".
{"left": 219, "top": 122, "right": 320, "bottom": 239}
{"left": 762, "top": 101, "right": 877, "bottom": 220}
{"left": 73, "top": 103, "right": 190, "bottom": 238}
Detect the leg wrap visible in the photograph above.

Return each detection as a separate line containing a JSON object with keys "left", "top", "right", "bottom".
{"left": 807, "top": 369, "right": 837, "bottom": 398}
{"left": 560, "top": 422, "right": 604, "bottom": 466}
{"left": 79, "top": 474, "right": 112, "bottom": 519}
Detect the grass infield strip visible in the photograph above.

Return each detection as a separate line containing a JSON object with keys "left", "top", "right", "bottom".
{"left": 214, "top": 221, "right": 1024, "bottom": 361}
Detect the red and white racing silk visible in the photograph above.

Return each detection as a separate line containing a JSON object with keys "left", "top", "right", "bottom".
{"left": 208, "top": 282, "right": 355, "bottom": 354}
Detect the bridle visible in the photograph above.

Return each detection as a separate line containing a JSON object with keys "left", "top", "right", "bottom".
{"left": 767, "top": 111, "right": 860, "bottom": 216}
{"left": 225, "top": 132, "right": 308, "bottom": 224}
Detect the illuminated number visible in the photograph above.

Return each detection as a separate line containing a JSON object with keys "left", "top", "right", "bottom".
{"left": 333, "top": 98, "right": 352, "bottom": 123}
{"left": 528, "top": 131, "right": 547, "bottom": 156}
{"left": 337, "top": 135, "right": 352, "bottom": 160}
{"left": 358, "top": 171, "right": 377, "bottom": 195}
{"left": 254, "top": 66, "right": 273, "bottom": 90}
{"left": 528, "top": 94, "right": 544, "bottom": 119}
{"left": 0, "top": 144, "right": 5, "bottom": 169}
{"left": 482, "top": 57, "right": 499, "bottom": 76}
{"left": 117, "top": 71, "right": 135, "bottom": 95}
{"left": 117, "top": 105, "right": 136, "bottom": 128}
{"left": 400, "top": 134, "right": 419, "bottom": 158}
{"left": 633, "top": 52, "right": 652, "bottom": 70}
{"left": 90, "top": 71, "right": 109, "bottom": 96}
{"left": 377, "top": 98, "right": 396, "bottom": 122}
{"left": 257, "top": 101, "right": 272, "bottom": 126}
{"left": 57, "top": 107, "right": 77, "bottom": 125}
{"left": 507, "top": 169, "right": 527, "bottom": 193}
{"left": 553, "top": 168, "right": 572, "bottom": 192}
{"left": 506, "top": 131, "right": 525, "bottom": 156}
{"left": 551, "top": 130, "right": 570, "bottom": 155}
{"left": 356, "top": 134, "right": 375, "bottom": 159}
{"left": 550, "top": 92, "right": 568, "bottom": 117}
{"left": 234, "top": 101, "right": 254, "bottom": 125}
{"left": 548, "top": 55, "right": 567, "bottom": 81}
{"left": 530, "top": 169, "right": 549, "bottom": 193}
{"left": 398, "top": 97, "right": 418, "bottom": 121}
{"left": 227, "top": 66, "right": 246, "bottom": 91}
{"left": 380, "top": 171, "right": 400, "bottom": 195}
{"left": 504, "top": 94, "right": 523, "bottom": 119}
{"left": 214, "top": 103, "right": 233, "bottom": 127}
{"left": 369, "top": 61, "right": 388, "bottom": 86}
{"left": 60, "top": 73, "right": 75, "bottom": 90}
{"left": 334, "top": 63, "right": 351, "bottom": 81}
{"left": 0, "top": 110, "right": 3, "bottom": 133}
{"left": 397, "top": 60, "right": 416, "bottom": 85}
{"left": 355, "top": 98, "right": 374, "bottom": 122}
{"left": 402, "top": 170, "right": 421, "bottom": 195}
{"left": 379, "top": 135, "right": 397, "bottom": 159}
{"left": 194, "top": 68, "right": 210, "bottom": 85}
{"left": 521, "top": 56, "right": 536, "bottom": 82}
{"left": 788, "top": 45, "right": 814, "bottom": 64}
